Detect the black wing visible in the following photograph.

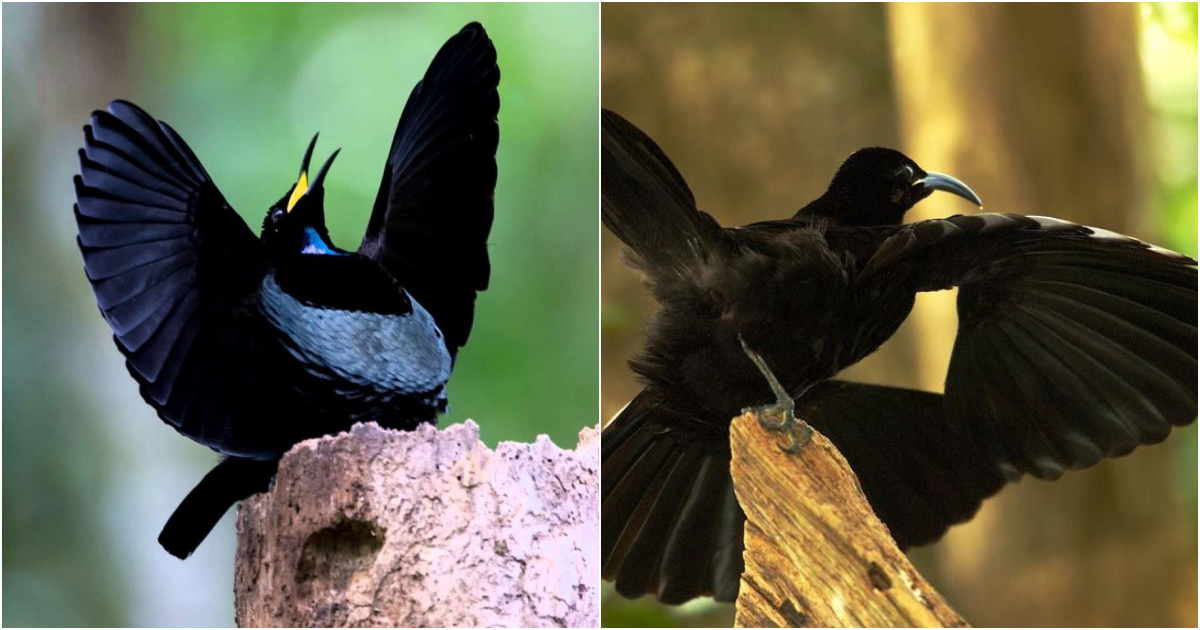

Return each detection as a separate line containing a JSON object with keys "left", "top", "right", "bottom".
{"left": 358, "top": 22, "right": 500, "bottom": 357}
{"left": 601, "top": 109, "right": 728, "bottom": 274}
{"left": 863, "top": 213, "right": 1198, "bottom": 480}
{"left": 75, "top": 100, "right": 267, "bottom": 454}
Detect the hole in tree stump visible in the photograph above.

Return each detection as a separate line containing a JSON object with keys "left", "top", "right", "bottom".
{"left": 296, "top": 518, "right": 386, "bottom": 598}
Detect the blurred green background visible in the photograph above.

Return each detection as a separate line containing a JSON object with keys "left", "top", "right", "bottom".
{"left": 602, "top": 3, "right": 1196, "bottom": 628}
{"left": 3, "top": 3, "right": 597, "bottom": 626}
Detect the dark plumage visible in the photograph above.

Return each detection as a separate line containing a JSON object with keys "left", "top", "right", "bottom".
{"left": 600, "top": 109, "right": 1198, "bottom": 604}
{"left": 73, "top": 23, "right": 500, "bottom": 558}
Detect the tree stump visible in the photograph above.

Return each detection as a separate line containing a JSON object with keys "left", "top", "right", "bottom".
{"left": 234, "top": 421, "right": 599, "bottom": 628}
{"left": 730, "top": 413, "right": 967, "bottom": 628}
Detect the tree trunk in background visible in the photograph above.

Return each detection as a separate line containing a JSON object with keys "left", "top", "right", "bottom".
{"left": 889, "top": 3, "right": 1196, "bottom": 626}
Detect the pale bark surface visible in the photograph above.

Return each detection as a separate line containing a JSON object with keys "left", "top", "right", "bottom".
{"left": 730, "top": 414, "right": 967, "bottom": 629}
{"left": 234, "top": 421, "right": 599, "bottom": 628}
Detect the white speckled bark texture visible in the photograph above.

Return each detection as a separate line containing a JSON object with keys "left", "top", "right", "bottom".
{"left": 234, "top": 421, "right": 599, "bottom": 628}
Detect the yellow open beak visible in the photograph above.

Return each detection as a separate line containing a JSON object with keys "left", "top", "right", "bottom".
{"left": 285, "top": 133, "right": 339, "bottom": 212}
{"left": 286, "top": 171, "right": 308, "bottom": 212}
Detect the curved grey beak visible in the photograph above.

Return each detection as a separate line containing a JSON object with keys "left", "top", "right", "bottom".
{"left": 917, "top": 172, "right": 983, "bottom": 208}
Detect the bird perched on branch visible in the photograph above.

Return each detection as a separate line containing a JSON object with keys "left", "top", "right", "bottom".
{"left": 600, "top": 108, "right": 1198, "bottom": 604}
{"left": 73, "top": 22, "right": 500, "bottom": 559}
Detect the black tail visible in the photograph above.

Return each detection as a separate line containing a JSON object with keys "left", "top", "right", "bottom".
{"left": 158, "top": 456, "right": 277, "bottom": 559}
{"left": 601, "top": 109, "right": 726, "bottom": 273}
{"left": 601, "top": 389, "right": 744, "bottom": 604}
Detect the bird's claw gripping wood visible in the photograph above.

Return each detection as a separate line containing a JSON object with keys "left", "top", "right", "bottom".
{"left": 746, "top": 400, "right": 813, "bottom": 454}
{"left": 739, "top": 335, "right": 814, "bottom": 454}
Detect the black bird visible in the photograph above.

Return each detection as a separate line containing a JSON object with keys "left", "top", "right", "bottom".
{"left": 73, "top": 23, "right": 499, "bottom": 559}
{"left": 600, "top": 109, "right": 1198, "bottom": 604}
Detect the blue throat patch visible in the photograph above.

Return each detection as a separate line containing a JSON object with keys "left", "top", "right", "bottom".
{"left": 300, "top": 227, "right": 344, "bottom": 256}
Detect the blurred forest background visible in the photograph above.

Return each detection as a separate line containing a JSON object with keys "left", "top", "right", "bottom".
{"left": 602, "top": 3, "right": 1196, "bottom": 628}
{"left": 3, "top": 3, "right": 597, "bottom": 626}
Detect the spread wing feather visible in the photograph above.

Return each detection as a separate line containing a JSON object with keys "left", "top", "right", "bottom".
{"left": 865, "top": 213, "right": 1197, "bottom": 479}
{"left": 358, "top": 22, "right": 499, "bottom": 357}
{"left": 75, "top": 100, "right": 268, "bottom": 456}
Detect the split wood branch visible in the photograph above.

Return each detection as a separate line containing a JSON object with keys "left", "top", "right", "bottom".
{"left": 730, "top": 412, "right": 967, "bottom": 628}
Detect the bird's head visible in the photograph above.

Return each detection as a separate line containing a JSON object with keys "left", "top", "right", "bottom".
{"left": 821, "top": 147, "right": 982, "bottom": 226}
{"left": 261, "top": 133, "right": 342, "bottom": 256}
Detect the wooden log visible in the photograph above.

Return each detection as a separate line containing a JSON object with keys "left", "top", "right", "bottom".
{"left": 234, "top": 421, "right": 599, "bottom": 628}
{"left": 730, "top": 413, "right": 967, "bottom": 628}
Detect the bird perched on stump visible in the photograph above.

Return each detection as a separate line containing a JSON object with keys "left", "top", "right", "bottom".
{"left": 600, "top": 109, "right": 1198, "bottom": 604}
{"left": 73, "top": 22, "right": 500, "bottom": 559}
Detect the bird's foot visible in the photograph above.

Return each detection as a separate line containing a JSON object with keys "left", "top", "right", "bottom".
{"left": 737, "top": 334, "right": 814, "bottom": 454}
{"left": 744, "top": 397, "right": 813, "bottom": 454}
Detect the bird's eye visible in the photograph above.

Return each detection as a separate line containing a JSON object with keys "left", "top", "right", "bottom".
{"left": 891, "top": 165, "right": 916, "bottom": 203}
{"left": 271, "top": 208, "right": 285, "bottom": 224}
